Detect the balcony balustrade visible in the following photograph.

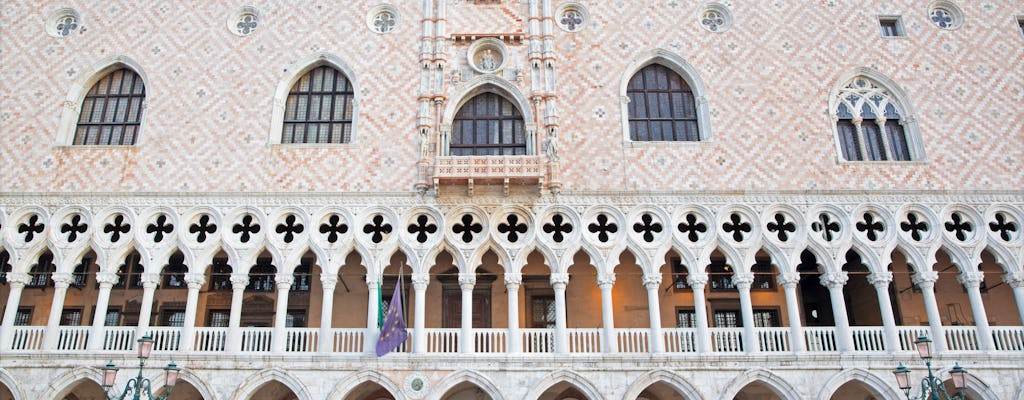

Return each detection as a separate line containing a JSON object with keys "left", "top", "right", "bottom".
{"left": 6, "top": 325, "right": 1022, "bottom": 357}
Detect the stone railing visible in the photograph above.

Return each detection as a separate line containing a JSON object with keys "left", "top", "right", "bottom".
{"left": 433, "top": 155, "right": 546, "bottom": 194}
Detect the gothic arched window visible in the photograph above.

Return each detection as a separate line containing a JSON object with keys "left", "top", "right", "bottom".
{"left": 283, "top": 65, "right": 355, "bottom": 144}
{"left": 626, "top": 64, "right": 700, "bottom": 142}
{"left": 833, "top": 77, "right": 916, "bottom": 161}
{"left": 74, "top": 68, "right": 145, "bottom": 145}
{"left": 450, "top": 92, "right": 526, "bottom": 156}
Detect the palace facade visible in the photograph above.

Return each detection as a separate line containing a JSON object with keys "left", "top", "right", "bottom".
{"left": 1, "top": 1, "right": 1023, "bottom": 399}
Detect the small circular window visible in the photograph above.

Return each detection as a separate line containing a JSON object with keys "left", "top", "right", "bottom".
{"left": 46, "top": 8, "right": 81, "bottom": 38}
{"left": 928, "top": 1, "right": 964, "bottom": 30}
{"left": 556, "top": 3, "right": 589, "bottom": 32}
{"left": 227, "top": 6, "right": 262, "bottom": 37}
{"left": 367, "top": 5, "right": 399, "bottom": 34}
{"left": 699, "top": 3, "right": 733, "bottom": 33}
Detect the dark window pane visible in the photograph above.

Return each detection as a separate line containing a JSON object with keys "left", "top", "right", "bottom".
{"left": 450, "top": 93, "right": 526, "bottom": 156}
{"left": 837, "top": 120, "right": 862, "bottom": 161}
{"left": 73, "top": 69, "right": 144, "bottom": 145}
{"left": 862, "top": 123, "right": 886, "bottom": 161}
{"left": 283, "top": 66, "right": 354, "bottom": 144}
{"left": 886, "top": 121, "right": 911, "bottom": 161}
{"left": 626, "top": 64, "right": 700, "bottom": 141}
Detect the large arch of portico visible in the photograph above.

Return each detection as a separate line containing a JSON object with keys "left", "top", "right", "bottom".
{"left": 817, "top": 368, "right": 900, "bottom": 400}
{"left": 620, "top": 369, "right": 705, "bottom": 400}
{"left": 718, "top": 368, "right": 801, "bottom": 400}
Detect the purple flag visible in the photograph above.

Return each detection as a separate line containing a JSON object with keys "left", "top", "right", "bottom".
{"left": 376, "top": 284, "right": 408, "bottom": 356}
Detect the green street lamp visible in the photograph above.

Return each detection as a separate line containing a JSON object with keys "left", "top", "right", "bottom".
{"left": 892, "top": 335, "right": 969, "bottom": 400}
{"left": 100, "top": 334, "right": 182, "bottom": 400}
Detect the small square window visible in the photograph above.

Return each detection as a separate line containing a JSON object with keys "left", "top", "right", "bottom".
{"left": 879, "top": 16, "right": 904, "bottom": 37}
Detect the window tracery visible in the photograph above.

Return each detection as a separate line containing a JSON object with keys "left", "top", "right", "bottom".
{"left": 833, "top": 77, "right": 915, "bottom": 162}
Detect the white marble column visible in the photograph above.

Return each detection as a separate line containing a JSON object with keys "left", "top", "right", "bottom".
{"left": 1005, "top": 273, "right": 1024, "bottom": 328}
{"left": 42, "top": 272, "right": 74, "bottom": 350}
{"left": 226, "top": 274, "right": 249, "bottom": 353}
{"left": 87, "top": 272, "right": 120, "bottom": 350}
{"left": 821, "top": 271, "right": 854, "bottom": 352}
{"left": 135, "top": 273, "right": 161, "bottom": 339}
{"left": 777, "top": 272, "right": 805, "bottom": 353}
{"left": 597, "top": 273, "right": 617, "bottom": 353}
{"left": 318, "top": 275, "right": 337, "bottom": 354}
{"left": 0, "top": 273, "right": 30, "bottom": 350}
{"left": 688, "top": 274, "right": 712, "bottom": 353}
{"left": 410, "top": 274, "right": 429, "bottom": 354}
{"left": 459, "top": 274, "right": 475, "bottom": 354}
{"left": 364, "top": 277, "right": 380, "bottom": 354}
{"left": 912, "top": 271, "right": 946, "bottom": 353}
{"left": 643, "top": 274, "right": 664, "bottom": 353}
{"left": 504, "top": 273, "right": 522, "bottom": 354}
{"left": 868, "top": 271, "right": 900, "bottom": 353}
{"left": 551, "top": 272, "right": 570, "bottom": 354}
{"left": 733, "top": 272, "right": 758, "bottom": 353}
{"left": 180, "top": 273, "right": 205, "bottom": 352}
{"left": 959, "top": 271, "right": 994, "bottom": 351}
{"left": 271, "top": 274, "right": 294, "bottom": 353}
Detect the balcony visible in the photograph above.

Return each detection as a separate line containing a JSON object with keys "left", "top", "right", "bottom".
{"left": 8, "top": 325, "right": 1022, "bottom": 356}
{"left": 432, "top": 155, "right": 547, "bottom": 195}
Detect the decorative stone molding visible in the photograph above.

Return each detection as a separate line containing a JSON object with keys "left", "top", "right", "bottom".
{"left": 45, "top": 8, "right": 80, "bottom": 38}
{"left": 366, "top": 4, "right": 399, "bottom": 34}
{"left": 468, "top": 38, "right": 508, "bottom": 74}
{"left": 227, "top": 6, "right": 261, "bottom": 37}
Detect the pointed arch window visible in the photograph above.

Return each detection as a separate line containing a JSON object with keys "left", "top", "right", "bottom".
{"left": 74, "top": 68, "right": 145, "bottom": 145}
{"left": 626, "top": 64, "right": 700, "bottom": 142}
{"left": 833, "top": 77, "right": 916, "bottom": 161}
{"left": 451, "top": 92, "right": 526, "bottom": 156}
{"left": 282, "top": 65, "right": 354, "bottom": 144}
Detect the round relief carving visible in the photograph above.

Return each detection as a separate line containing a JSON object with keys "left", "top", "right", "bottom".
{"left": 46, "top": 8, "right": 81, "bottom": 38}
{"left": 227, "top": 6, "right": 261, "bottom": 37}
{"left": 927, "top": 1, "right": 964, "bottom": 30}
{"left": 468, "top": 38, "right": 507, "bottom": 74}
{"left": 404, "top": 372, "right": 430, "bottom": 399}
{"left": 367, "top": 4, "right": 399, "bottom": 34}
{"left": 556, "top": 2, "right": 589, "bottom": 32}
{"left": 699, "top": 3, "right": 733, "bottom": 33}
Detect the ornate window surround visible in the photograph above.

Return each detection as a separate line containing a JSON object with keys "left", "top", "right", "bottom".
{"left": 827, "top": 67, "right": 925, "bottom": 164}
{"left": 618, "top": 49, "right": 712, "bottom": 147}
{"left": 55, "top": 55, "right": 149, "bottom": 147}
{"left": 268, "top": 53, "right": 360, "bottom": 146}
{"left": 440, "top": 75, "right": 536, "bottom": 156}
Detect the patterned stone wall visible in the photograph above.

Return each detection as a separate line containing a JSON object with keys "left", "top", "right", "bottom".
{"left": 0, "top": 1, "right": 1022, "bottom": 194}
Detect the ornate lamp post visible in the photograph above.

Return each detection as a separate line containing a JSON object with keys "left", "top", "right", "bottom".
{"left": 892, "top": 335, "right": 969, "bottom": 400}
{"left": 101, "top": 334, "right": 182, "bottom": 400}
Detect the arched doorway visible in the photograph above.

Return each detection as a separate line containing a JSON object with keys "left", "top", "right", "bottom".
{"left": 830, "top": 380, "right": 882, "bottom": 400}
{"left": 733, "top": 381, "right": 783, "bottom": 400}
{"left": 440, "top": 381, "right": 495, "bottom": 400}
{"left": 343, "top": 381, "right": 397, "bottom": 400}
{"left": 247, "top": 381, "right": 299, "bottom": 400}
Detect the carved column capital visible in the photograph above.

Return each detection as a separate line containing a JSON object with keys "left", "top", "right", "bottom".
{"left": 867, "top": 271, "right": 894, "bottom": 288}
{"left": 1003, "top": 272, "right": 1024, "bottom": 289}
{"left": 458, "top": 274, "right": 476, "bottom": 291}
{"left": 184, "top": 273, "right": 206, "bottom": 290}
{"left": 732, "top": 272, "right": 755, "bottom": 290}
{"left": 95, "top": 272, "right": 120, "bottom": 287}
{"left": 550, "top": 272, "right": 570, "bottom": 289}
{"left": 5, "top": 272, "right": 30, "bottom": 286}
{"left": 411, "top": 273, "right": 430, "bottom": 290}
{"left": 275, "top": 275, "right": 295, "bottom": 290}
{"left": 503, "top": 273, "right": 522, "bottom": 288}
{"left": 642, "top": 274, "right": 662, "bottom": 290}
{"left": 140, "top": 273, "right": 161, "bottom": 288}
{"left": 686, "top": 273, "right": 709, "bottom": 289}
{"left": 596, "top": 273, "right": 616, "bottom": 288}
{"left": 957, "top": 271, "right": 985, "bottom": 289}
{"left": 776, "top": 272, "right": 800, "bottom": 289}
{"left": 912, "top": 271, "right": 939, "bottom": 288}
{"left": 320, "top": 275, "right": 338, "bottom": 291}
{"left": 230, "top": 274, "right": 250, "bottom": 289}
{"left": 819, "top": 271, "right": 849, "bottom": 289}
{"left": 51, "top": 272, "right": 74, "bottom": 288}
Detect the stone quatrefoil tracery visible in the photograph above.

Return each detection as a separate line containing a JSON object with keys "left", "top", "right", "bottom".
{"left": 588, "top": 214, "right": 618, "bottom": 243}
{"left": 407, "top": 215, "right": 437, "bottom": 244}
{"left": 320, "top": 215, "right": 349, "bottom": 244}
{"left": 232, "top": 215, "right": 260, "bottom": 243}
{"left": 989, "top": 213, "right": 1018, "bottom": 242}
{"left": 543, "top": 214, "right": 573, "bottom": 243}
{"left": 721, "top": 213, "right": 751, "bottom": 242}
{"left": 275, "top": 215, "right": 305, "bottom": 244}
{"left": 497, "top": 214, "right": 528, "bottom": 243}
{"left": 60, "top": 215, "right": 88, "bottom": 243}
{"left": 103, "top": 215, "right": 131, "bottom": 243}
{"left": 190, "top": 215, "right": 217, "bottom": 243}
{"left": 856, "top": 213, "right": 884, "bottom": 241}
{"left": 811, "top": 213, "right": 841, "bottom": 242}
{"left": 945, "top": 212, "right": 973, "bottom": 242}
{"left": 453, "top": 214, "right": 483, "bottom": 243}
{"left": 363, "top": 215, "right": 392, "bottom": 244}
{"left": 900, "top": 213, "right": 928, "bottom": 242}
{"left": 766, "top": 213, "right": 795, "bottom": 242}
{"left": 633, "top": 214, "right": 663, "bottom": 243}
{"left": 677, "top": 213, "right": 707, "bottom": 243}
{"left": 18, "top": 215, "right": 45, "bottom": 243}
{"left": 147, "top": 215, "right": 174, "bottom": 243}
